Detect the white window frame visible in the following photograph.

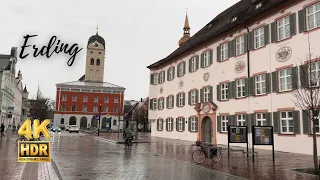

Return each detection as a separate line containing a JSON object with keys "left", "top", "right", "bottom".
{"left": 62, "top": 95, "right": 67, "bottom": 101}
{"left": 221, "top": 115, "right": 228, "bottom": 132}
{"left": 159, "top": 71, "right": 164, "bottom": 84}
{"left": 178, "top": 63, "right": 184, "bottom": 76}
{"left": 278, "top": 68, "right": 292, "bottom": 92}
{"left": 191, "top": 57, "right": 197, "bottom": 71}
{"left": 83, "top": 96, "right": 88, "bottom": 102}
{"left": 72, "top": 96, "right": 77, "bottom": 102}
{"left": 236, "top": 79, "right": 245, "bottom": 98}
{"left": 114, "top": 97, "right": 119, "bottom": 103}
{"left": 236, "top": 35, "right": 245, "bottom": 55}
{"left": 277, "top": 16, "right": 290, "bottom": 41}
{"left": 82, "top": 106, "right": 87, "bottom": 112}
{"left": 93, "top": 105, "right": 98, "bottom": 112}
{"left": 178, "top": 118, "right": 183, "bottom": 131}
{"left": 280, "top": 111, "right": 294, "bottom": 134}
{"left": 221, "top": 83, "right": 228, "bottom": 100}
{"left": 306, "top": 3, "right": 320, "bottom": 30}
{"left": 204, "top": 87, "right": 210, "bottom": 102}
{"left": 94, "top": 96, "right": 98, "bottom": 102}
{"left": 105, "top": 97, "right": 109, "bottom": 103}
{"left": 153, "top": 99, "right": 157, "bottom": 110}
{"left": 178, "top": 94, "right": 183, "bottom": 107}
{"left": 221, "top": 43, "right": 228, "bottom": 61}
{"left": 237, "top": 114, "right": 246, "bottom": 126}
{"left": 254, "top": 27, "right": 264, "bottom": 49}
{"left": 203, "top": 51, "right": 210, "bottom": 67}
{"left": 168, "top": 67, "right": 173, "bottom": 80}
{"left": 310, "top": 61, "right": 320, "bottom": 87}
{"left": 191, "top": 117, "right": 197, "bottom": 132}
{"left": 191, "top": 90, "right": 197, "bottom": 105}
{"left": 168, "top": 96, "right": 173, "bottom": 108}
{"left": 159, "top": 119, "right": 163, "bottom": 131}
{"left": 168, "top": 118, "right": 172, "bottom": 131}
{"left": 256, "top": 113, "right": 267, "bottom": 126}
{"left": 159, "top": 98, "right": 163, "bottom": 110}
{"left": 255, "top": 74, "right": 266, "bottom": 95}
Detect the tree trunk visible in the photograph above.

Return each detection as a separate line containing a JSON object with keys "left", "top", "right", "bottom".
{"left": 313, "top": 125, "right": 319, "bottom": 175}
{"left": 135, "top": 120, "right": 138, "bottom": 140}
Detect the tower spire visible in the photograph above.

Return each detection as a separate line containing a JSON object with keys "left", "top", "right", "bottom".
{"left": 178, "top": 9, "right": 191, "bottom": 47}
{"left": 96, "top": 25, "right": 99, "bottom": 35}
{"left": 184, "top": 9, "right": 190, "bottom": 31}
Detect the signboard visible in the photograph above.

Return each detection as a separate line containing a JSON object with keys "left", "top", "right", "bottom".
{"left": 228, "top": 126, "right": 248, "bottom": 143}
{"left": 95, "top": 115, "right": 100, "bottom": 120}
{"left": 253, "top": 126, "right": 273, "bottom": 145}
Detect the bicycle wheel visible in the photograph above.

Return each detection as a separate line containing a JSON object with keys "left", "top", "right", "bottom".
{"left": 211, "top": 150, "right": 222, "bottom": 163}
{"left": 192, "top": 149, "right": 206, "bottom": 164}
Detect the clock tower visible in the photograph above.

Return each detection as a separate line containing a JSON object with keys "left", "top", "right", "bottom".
{"left": 84, "top": 27, "right": 106, "bottom": 82}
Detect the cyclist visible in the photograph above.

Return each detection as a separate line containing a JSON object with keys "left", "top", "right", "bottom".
{"left": 123, "top": 127, "right": 133, "bottom": 146}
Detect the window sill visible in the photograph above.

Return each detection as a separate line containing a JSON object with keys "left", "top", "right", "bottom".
{"left": 219, "top": 58, "right": 230, "bottom": 63}
{"left": 177, "top": 106, "right": 185, "bottom": 108}
{"left": 235, "top": 96, "right": 247, "bottom": 100}
{"left": 177, "top": 75, "right": 185, "bottom": 78}
{"left": 190, "top": 131, "right": 198, "bottom": 133}
{"left": 278, "top": 133, "right": 296, "bottom": 137}
{"left": 189, "top": 69, "right": 198, "bottom": 73}
{"left": 252, "top": 45, "right": 266, "bottom": 52}
{"left": 275, "top": 36, "right": 292, "bottom": 44}
{"left": 219, "top": 99, "right": 230, "bottom": 102}
{"left": 307, "top": 134, "right": 320, "bottom": 137}
{"left": 234, "top": 52, "right": 246, "bottom": 58}
{"left": 219, "top": 132, "right": 228, "bottom": 134}
{"left": 253, "top": 94, "right": 268, "bottom": 98}
{"left": 201, "top": 65, "right": 212, "bottom": 69}
{"left": 304, "top": 26, "right": 320, "bottom": 34}
{"left": 276, "top": 89, "right": 293, "bottom": 95}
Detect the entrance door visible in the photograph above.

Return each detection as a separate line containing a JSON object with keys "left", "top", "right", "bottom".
{"left": 203, "top": 117, "right": 212, "bottom": 143}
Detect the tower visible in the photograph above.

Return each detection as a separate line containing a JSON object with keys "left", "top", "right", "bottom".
{"left": 85, "top": 27, "right": 106, "bottom": 82}
{"left": 178, "top": 9, "right": 191, "bottom": 47}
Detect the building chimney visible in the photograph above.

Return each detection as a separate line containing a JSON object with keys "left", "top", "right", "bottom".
{"left": 140, "top": 98, "right": 143, "bottom": 102}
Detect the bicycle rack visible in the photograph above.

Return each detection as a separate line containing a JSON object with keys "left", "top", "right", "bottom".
{"left": 229, "top": 149, "right": 244, "bottom": 169}
{"left": 242, "top": 152, "right": 258, "bottom": 169}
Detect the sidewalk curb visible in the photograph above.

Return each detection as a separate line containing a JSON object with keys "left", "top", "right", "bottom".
{"left": 51, "top": 159, "right": 63, "bottom": 180}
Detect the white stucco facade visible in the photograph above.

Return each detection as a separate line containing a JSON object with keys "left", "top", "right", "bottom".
{"left": 148, "top": 0, "right": 320, "bottom": 155}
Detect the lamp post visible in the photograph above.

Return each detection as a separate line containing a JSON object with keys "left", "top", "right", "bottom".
{"left": 98, "top": 104, "right": 101, "bottom": 137}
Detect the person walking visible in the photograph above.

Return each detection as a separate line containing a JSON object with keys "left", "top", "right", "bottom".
{"left": 0, "top": 123, "right": 5, "bottom": 137}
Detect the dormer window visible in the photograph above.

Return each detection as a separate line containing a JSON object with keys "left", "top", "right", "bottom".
{"left": 256, "top": 3, "right": 262, "bottom": 9}
{"left": 232, "top": 16, "right": 237, "bottom": 22}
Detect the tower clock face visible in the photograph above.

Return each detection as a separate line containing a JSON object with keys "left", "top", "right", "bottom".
{"left": 94, "top": 42, "right": 99, "bottom": 47}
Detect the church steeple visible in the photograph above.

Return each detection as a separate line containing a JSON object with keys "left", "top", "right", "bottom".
{"left": 178, "top": 9, "right": 191, "bottom": 47}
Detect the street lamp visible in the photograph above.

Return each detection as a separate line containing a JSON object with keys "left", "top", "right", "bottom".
{"left": 98, "top": 104, "right": 101, "bottom": 137}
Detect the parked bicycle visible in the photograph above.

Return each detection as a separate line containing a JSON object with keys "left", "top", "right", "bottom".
{"left": 16, "top": 135, "right": 41, "bottom": 146}
{"left": 192, "top": 141, "right": 222, "bottom": 164}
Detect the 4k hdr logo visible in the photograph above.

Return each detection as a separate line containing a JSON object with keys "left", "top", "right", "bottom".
{"left": 17, "top": 119, "right": 51, "bottom": 162}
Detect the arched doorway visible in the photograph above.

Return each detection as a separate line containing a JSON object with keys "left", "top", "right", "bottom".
{"left": 202, "top": 116, "right": 212, "bottom": 143}
{"left": 80, "top": 116, "right": 87, "bottom": 129}
{"left": 69, "top": 116, "right": 77, "bottom": 125}
{"left": 91, "top": 116, "right": 97, "bottom": 128}
{"left": 101, "top": 117, "right": 106, "bottom": 129}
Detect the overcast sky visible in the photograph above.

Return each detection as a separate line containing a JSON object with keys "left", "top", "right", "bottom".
{"left": 0, "top": 0, "right": 240, "bottom": 101}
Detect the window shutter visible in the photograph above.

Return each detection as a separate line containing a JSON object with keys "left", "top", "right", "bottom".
{"left": 200, "top": 88, "right": 204, "bottom": 103}
{"left": 249, "top": 77, "right": 255, "bottom": 96}
{"left": 150, "top": 74, "right": 154, "bottom": 85}
{"left": 209, "top": 86, "right": 213, "bottom": 102}
{"left": 200, "top": 53, "right": 204, "bottom": 68}
{"left": 272, "top": 71, "right": 278, "bottom": 92}
{"left": 217, "top": 45, "right": 221, "bottom": 62}
{"left": 244, "top": 78, "right": 249, "bottom": 97}
{"left": 228, "top": 115, "right": 232, "bottom": 126}
{"left": 228, "top": 82, "right": 233, "bottom": 99}
{"left": 167, "top": 69, "right": 170, "bottom": 81}
{"left": 232, "top": 115, "right": 236, "bottom": 126}
{"left": 183, "top": 93, "right": 186, "bottom": 106}
{"left": 172, "top": 95, "right": 175, "bottom": 108}
{"left": 176, "top": 94, "right": 179, "bottom": 107}
{"left": 293, "top": 110, "right": 300, "bottom": 134}
{"left": 248, "top": 31, "right": 253, "bottom": 50}
{"left": 188, "top": 117, "right": 191, "bottom": 132}
{"left": 217, "top": 116, "right": 221, "bottom": 133}
{"left": 244, "top": 34, "right": 248, "bottom": 52}
{"left": 228, "top": 40, "right": 235, "bottom": 58}
{"left": 292, "top": 66, "right": 298, "bottom": 89}
{"left": 196, "top": 89, "right": 199, "bottom": 103}
{"left": 176, "top": 118, "right": 179, "bottom": 131}
{"left": 302, "top": 110, "right": 311, "bottom": 134}
{"left": 183, "top": 61, "right": 186, "bottom": 75}
{"left": 266, "top": 112, "right": 271, "bottom": 126}
{"left": 251, "top": 113, "right": 256, "bottom": 126}
{"left": 171, "top": 118, "right": 174, "bottom": 131}
{"left": 298, "top": 9, "right": 306, "bottom": 33}
{"left": 264, "top": 24, "right": 270, "bottom": 45}
{"left": 266, "top": 73, "right": 271, "bottom": 94}
{"left": 217, "top": 85, "right": 221, "bottom": 101}
{"left": 290, "top": 13, "right": 297, "bottom": 36}
{"left": 172, "top": 67, "right": 175, "bottom": 80}
{"left": 166, "top": 97, "right": 169, "bottom": 109}
{"left": 209, "top": 49, "right": 213, "bottom": 65}
{"left": 158, "top": 99, "right": 160, "bottom": 110}
{"left": 188, "top": 91, "right": 191, "bottom": 105}
{"left": 189, "top": 58, "right": 192, "bottom": 72}
{"left": 195, "top": 117, "right": 199, "bottom": 132}
{"left": 162, "top": 98, "right": 165, "bottom": 110}
{"left": 166, "top": 118, "right": 168, "bottom": 131}
{"left": 150, "top": 99, "right": 153, "bottom": 110}
{"left": 157, "top": 119, "right": 159, "bottom": 131}
{"left": 196, "top": 55, "right": 199, "bottom": 70}
{"left": 300, "top": 64, "right": 308, "bottom": 88}
{"left": 271, "top": 22, "right": 277, "bottom": 43}
{"left": 273, "top": 112, "right": 280, "bottom": 133}
{"left": 245, "top": 114, "right": 251, "bottom": 133}
{"left": 163, "top": 71, "right": 166, "bottom": 83}
{"left": 182, "top": 118, "right": 186, "bottom": 131}
{"left": 232, "top": 81, "right": 236, "bottom": 98}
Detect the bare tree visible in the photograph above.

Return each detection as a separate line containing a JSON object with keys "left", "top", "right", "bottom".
{"left": 133, "top": 107, "right": 148, "bottom": 132}
{"left": 30, "top": 86, "right": 55, "bottom": 121}
{"left": 292, "top": 53, "right": 320, "bottom": 175}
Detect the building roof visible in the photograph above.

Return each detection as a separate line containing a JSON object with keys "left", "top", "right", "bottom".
{"left": 87, "top": 32, "right": 105, "bottom": 49}
{"left": 147, "top": 0, "right": 291, "bottom": 69}
{"left": 23, "top": 85, "right": 28, "bottom": 93}
{"left": 56, "top": 80, "right": 125, "bottom": 89}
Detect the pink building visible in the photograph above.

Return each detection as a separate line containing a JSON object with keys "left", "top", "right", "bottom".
{"left": 147, "top": 0, "right": 320, "bottom": 155}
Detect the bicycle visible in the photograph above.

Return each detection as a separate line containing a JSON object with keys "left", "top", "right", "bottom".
{"left": 16, "top": 135, "right": 41, "bottom": 146}
{"left": 192, "top": 141, "right": 222, "bottom": 164}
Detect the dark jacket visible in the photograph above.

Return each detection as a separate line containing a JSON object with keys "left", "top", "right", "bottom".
{"left": 0, "top": 125, "right": 4, "bottom": 131}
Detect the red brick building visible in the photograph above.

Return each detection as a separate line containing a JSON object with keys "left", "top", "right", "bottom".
{"left": 54, "top": 30, "right": 125, "bottom": 130}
